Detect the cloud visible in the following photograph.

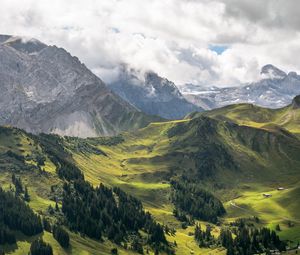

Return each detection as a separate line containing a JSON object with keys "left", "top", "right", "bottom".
{"left": 0, "top": 0, "right": 300, "bottom": 87}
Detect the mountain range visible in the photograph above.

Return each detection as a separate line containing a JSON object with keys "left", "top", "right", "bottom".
{"left": 2, "top": 34, "right": 300, "bottom": 139}
{"left": 183, "top": 64, "right": 300, "bottom": 110}
{"left": 0, "top": 35, "right": 161, "bottom": 138}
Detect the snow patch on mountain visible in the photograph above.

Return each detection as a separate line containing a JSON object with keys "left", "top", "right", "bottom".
{"left": 183, "top": 65, "right": 300, "bottom": 110}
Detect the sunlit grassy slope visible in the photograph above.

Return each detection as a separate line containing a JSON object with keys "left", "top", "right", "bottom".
{"left": 189, "top": 96, "right": 300, "bottom": 135}
{"left": 1, "top": 96, "right": 300, "bottom": 254}
{"left": 65, "top": 110, "right": 300, "bottom": 248}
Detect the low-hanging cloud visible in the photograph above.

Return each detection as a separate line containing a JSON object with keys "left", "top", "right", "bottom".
{"left": 1, "top": 0, "right": 300, "bottom": 87}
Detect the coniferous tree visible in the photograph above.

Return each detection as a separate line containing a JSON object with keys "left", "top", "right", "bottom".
{"left": 0, "top": 224, "right": 16, "bottom": 245}
{"left": 12, "top": 174, "right": 23, "bottom": 195}
{"left": 29, "top": 238, "right": 53, "bottom": 255}
{"left": 24, "top": 186, "right": 30, "bottom": 202}
{"left": 55, "top": 201, "right": 59, "bottom": 212}
{"left": 132, "top": 237, "right": 144, "bottom": 254}
{"left": 111, "top": 248, "right": 118, "bottom": 255}
{"left": 52, "top": 225, "right": 70, "bottom": 248}
{"left": 42, "top": 218, "right": 52, "bottom": 232}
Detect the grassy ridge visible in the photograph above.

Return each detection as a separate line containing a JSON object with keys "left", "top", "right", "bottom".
{"left": 190, "top": 100, "right": 300, "bottom": 135}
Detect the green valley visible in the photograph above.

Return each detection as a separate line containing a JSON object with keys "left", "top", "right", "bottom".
{"left": 1, "top": 98, "right": 300, "bottom": 254}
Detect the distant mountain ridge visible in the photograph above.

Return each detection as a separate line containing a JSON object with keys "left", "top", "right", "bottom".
{"left": 0, "top": 35, "right": 161, "bottom": 137}
{"left": 183, "top": 64, "right": 300, "bottom": 110}
{"left": 108, "top": 66, "right": 202, "bottom": 119}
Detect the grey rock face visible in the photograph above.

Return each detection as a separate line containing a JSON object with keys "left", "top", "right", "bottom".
{"left": 0, "top": 35, "right": 160, "bottom": 137}
{"left": 292, "top": 95, "right": 300, "bottom": 109}
{"left": 108, "top": 66, "right": 202, "bottom": 119}
{"left": 260, "top": 64, "right": 287, "bottom": 79}
{"left": 183, "top": 65, "right": 300, "bottom": 110}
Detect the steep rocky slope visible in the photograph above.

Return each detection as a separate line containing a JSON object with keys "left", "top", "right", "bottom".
{"left": 0, "top": 35, "right": 161, "bottom": 137}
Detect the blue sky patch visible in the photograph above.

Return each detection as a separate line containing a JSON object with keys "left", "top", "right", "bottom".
{"left": 209, "top": 45, "right": 228, "bottom": 55}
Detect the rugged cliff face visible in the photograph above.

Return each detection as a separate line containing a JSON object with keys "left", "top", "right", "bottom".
{"left": 0, "top": 35, "right": 161, "bottom": 137}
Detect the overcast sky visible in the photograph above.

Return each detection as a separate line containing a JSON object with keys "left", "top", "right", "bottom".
{"left": 1, "top": 0, "right": 300, "bottom": 87}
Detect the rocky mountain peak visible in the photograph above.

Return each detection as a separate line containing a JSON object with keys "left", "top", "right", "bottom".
{"left": 291, "top": 95, "right": 300, "bottom": 109}
{"left": 108, "top": 67, "right": 202, "bottom": 119}
{"left": 261, "top": 64, "right": 287, "bottom": 79}
{"left": 1, "top": 35, "right": 47, "bottom": 54}
{"left": 288, "top": 71, "right": 299, "bottom": 79}
{"left": 145, "top": 71, "right": 181, "bottom": 98}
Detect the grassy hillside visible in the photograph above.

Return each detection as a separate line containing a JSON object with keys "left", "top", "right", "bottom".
{"left": 189, "top": 95, "right": 300, "bottom": 135}
{"left": 0, "top": 127, "right": 142, "bottom": 255}
{"left": 64, "top": 114, "right": 300, "bottom": 250}
{"left": 1, "top": 99, "right": 300, "bottom": 254}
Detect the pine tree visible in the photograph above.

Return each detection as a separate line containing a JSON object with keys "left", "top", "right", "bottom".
{"left": 12, "top": 174, "right": 23, "bottom": 195}
{"left": 132, "top": 237, "right": 143, "bottom": 254}
{"left": 111, "top": 248, "right": 118, "bottom": 255}
{"left": 43, "top": 218, "right": 52, "bottom": 232}
{"left": 55, "top": 201, "right": 59, "bottom": 212}
{"left": 29, "top": 238, "right": 53, "bottom": 255}
{"left": 52, "top": 225, "right": 70, "bottom": 248}
{"left": 24, "top": 186, "right": 30, "bottom": 202}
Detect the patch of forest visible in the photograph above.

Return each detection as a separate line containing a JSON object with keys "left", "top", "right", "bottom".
{"left": 170, "top": 179, "right": 225, "bottom": 224}
{"left": 62, "top": 179, "right": 172, "bottom": 254}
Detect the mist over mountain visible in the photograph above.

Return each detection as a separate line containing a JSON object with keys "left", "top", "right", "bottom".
{"left": 0, "top": 35, "right": 161, "bottom": 137}
{"left": 108, "top": 65, "right": 202, "bottom": 119}
{"left": 183, "top": 64, "right": 300, "bottom": 110}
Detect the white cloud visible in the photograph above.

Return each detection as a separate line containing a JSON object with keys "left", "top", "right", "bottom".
{"left": 0, "top": 0, "right": 300, "bottom": 87}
